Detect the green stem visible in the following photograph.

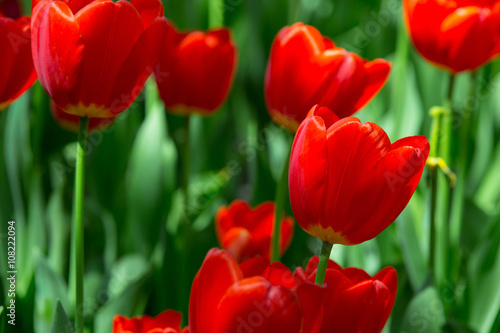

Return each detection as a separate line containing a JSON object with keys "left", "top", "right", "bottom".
{"left": 315, "top": 241, "right": 333, "bottom": 285}
{"left": 428, "top": 74, "right": 455, "bottom": 285}
{"left": 73, "top": 116, "right": 88, "bottom": 333}
{"left": 450, "top": 72, "right": 477, "bottom": 248}
{"left": 271, "top": 148, "right": 291, "bottom": 262}
{"left": 208, "top": 0, "right": 224, "bottom": 28}
{"left": 182, "top": 115, "right": 191, "bottom": 220}
{"left": 288, "top": 0, "right": 300, "bottom": 24}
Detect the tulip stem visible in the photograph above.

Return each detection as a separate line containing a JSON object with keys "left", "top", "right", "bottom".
{"left": 73, "top": 116, "right": 88, "bottom": 333}
{"left": 315, "top": 241, "right": 333, "bottom": 285}
{"left": 428, "top": 74, "right": 455, "bottom": 285}
{"left": 271, "top": 148, "right": 290, "bottom": 262}
{"left": 182, "top": 115, "right": 191, "bottom": 220}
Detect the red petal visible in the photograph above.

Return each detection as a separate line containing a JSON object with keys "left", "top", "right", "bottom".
{"left": 107, "top": 16, "right": 168, "bottom": 117}
{"left": 31, "top": 0, "right": 84, "bottom": 109}
{"left": 189, "top": 249, "right": 242, "bottom": 333}
{"left": 295, "top": 282, "right": 326, "bottom": 333}
{"left": 289, "top": 113, "right": 329, "bottom": 240}
{"left": 74, "top": 0, "right": 144, "bottom": 115}
{"left": 374, "top": 267, "right": 398, "bottom": 327}
{"left": 130, "top": 0, "right": 164, "bottom": 28}
{"left": 213, "top": 277, "right": 302, "bottom": 333}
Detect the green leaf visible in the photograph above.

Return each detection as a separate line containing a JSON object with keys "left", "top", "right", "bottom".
{"left": 93, "top": 255, "right": 153, "bottom": 333}
{"left": 34, "top": 254, "right": 70, "bottom": 333}
{"left": 125, "top": 101, "right": 175, "bottom": 254}
{"left": 50, "top": 301, "right": 74, "bottom": 333}
{"left": 467, "top": 210, "right": 500, "bottom": 333}
{"left": 399, "top": 287, "right": 446, "bottom": 333}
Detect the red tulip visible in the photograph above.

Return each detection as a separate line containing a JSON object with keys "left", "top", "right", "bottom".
{"left": 189, "top": 248, "right": 325, "bottom": 333}
{"left": 50, "top": 100, "right": 115, "bottom": 133}
{"left": 31, "top": 0, "right": 168, "bottom": 118}
{"left": 289, "top": 105, "right": 429, "bottom": 245}
{"left": 0, "top": 0, "right": 21, "bottom": 19}
{"left": 154, "top": 21, "right": 237, "bottom": 116}
{"left": 113, "top": 310, "right": 188, "bottom": 333}
{"left": 294, "top": 256, "right": 397, "bottom": 333}
{"left": 0, "top": 14, "right": 36, "bottom": 111}
{"left": 403, "top": 0, "right": 500, "bottom": 73}
{"left": 215, "top": 200, "right": 294, "bottom": 262}
{"left": 265, "top": 22, "right": 391, "bottom": 132}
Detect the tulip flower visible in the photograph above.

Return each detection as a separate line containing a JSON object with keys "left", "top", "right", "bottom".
{"left": 113, "top": 310, "right": 188, "bottom": 333}
{"left": 154, "top": 21, "right": 237, "bottom": 116}
{"left": 50, "top": 101, "right": 115, "bottom": 133}
{"left": 403, "top": 0, "right": 500, "bottom": 73}
{"left": 215, "top": 200, "right": 294, "bottom": 262}
{"left": 289, "top": 105, "right": 429, "bottom": 246}
{"left": 294, "top": 257, "right": 398, "bottom": 333}
{"left": 189, "top": 248, "right": 325, "bottom": 333}
{"left": 264, "top": 22, "right": 391, "bottom": 132}
{"left": 0, "top": 13, "right": 37, "bottom": 111}
{"left": 0, "top": 0, "right": 21, "bottom": 19}
{"left": 31, "top": 0, "right": 168, "bottom": 118}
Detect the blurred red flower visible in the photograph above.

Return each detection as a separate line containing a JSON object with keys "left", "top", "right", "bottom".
{"left": 113, "top": 310, "right": 188, "bottom": 333}
{"left": 0, "top": 0, "right": 21, "bottom": 19}
{"left": 189, "top": 248, "right": 325, "bottom": 333}
{"left": 154, "top": 21, "right": 237, "bottom": 116}
{"left": 31, "top": 0, "right": 168, "bottom": 118}
{"left": 50, "top": 100, "right": 115, "bottom": 133}
{"left": 0, "top": 13, "right": 36, "bottom": 110}
{"left": 289, "top": 105, "right": 429, "bottom": 245}
{"left": 264, "top": 22, "right": 391, "bottom": 132}
{"left": 215, "top": 200, "right": 294, "bottom": 262}
{"left": 294, "top": 256, "right": 397, "bottom": 333}
{"left": 404, "top": 0, "right": 500, "bottom": 73}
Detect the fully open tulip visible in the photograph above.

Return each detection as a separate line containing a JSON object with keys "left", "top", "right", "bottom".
{"left": 113, "top": 310, "right": 188, "bottom": 333}
{"left": 154, "top": 22, "right": 237, "bottom": 116}
{"left": 215, "top": 200, "right": 294, "bottom": 262}
{"left": 189, "top": 248, "right": 325, "bottom": 333}
{"left": 50, "top": 101, "right": 115, "bottom": 133}
{"left": 265, "top": 22, "right": 391, "bottom": 132}
{"left": 289, "top": 105, "right": 429, "bottom": 245}
{"left": 404, "top": 0, "right": 500, "bottom": 73}
{"left": 0, "top": 13, "right": 36, "bottom": 110}
{"left": 294, "top": 257, "right": 397, "bottom": 333}
{"left": 31, "top": 0, "right": 168, "bottom": 118}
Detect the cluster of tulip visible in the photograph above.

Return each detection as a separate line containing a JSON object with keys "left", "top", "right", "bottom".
{"left": 2, "top": 0, "right": 500, "bottom": 332}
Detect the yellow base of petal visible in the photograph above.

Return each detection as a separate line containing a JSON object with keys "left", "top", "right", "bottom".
{"left": 306, "top": 224, "right": 351, "bottom": 245}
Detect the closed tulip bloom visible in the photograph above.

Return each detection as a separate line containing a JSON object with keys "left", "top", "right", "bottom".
{"left": 154, "top": 22, "right": 237, "bottom": 116}
{"left": 113, "top": 310, "right": 188, "bottom": 333}
{"left": 0, "top": 13, "right": 36, "bottom": 110}
{"left": 50, "top": 101, "right": 115, "bottom": 133}
{"left": 31, "top": 0, "right": 168, "bottom": 118}
{"left": 189, "top": 248, "right": 325, "bottom": 333}
{"left": 404, "top": 0, "right": 500, "bottom": 73}
{"left": 289, "top": 105, "right": 429, "bottom": 245}
{"left": 215, "top": 200, "right": 294, "bottom": 262}
{"left": 294, "top": 257, "right": 397, "bottom": 333}
{"left": 265, "top": 22, "right": 391, "bottom": 132}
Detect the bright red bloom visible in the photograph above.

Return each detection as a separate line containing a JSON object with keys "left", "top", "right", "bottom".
{"left": 154, "top": 21, "right": 237, "bottom": 116}
{"left": 50, "top": 100, "right": 115, "bottom": 133}
{"left": 0, "top": 14, "right": 36, "bottom": 111}
{"left": 289, "top": 105, "right": 429, "bottom": 245}
{"left": 189, "top": 248, "right": 325, "bottom": 333}
{"left": 113, "top": 310, "right": 188, "bottom": 333}
{"left": 31, "top": 0, "right": 168, "bottom": 118}
{"left": 215, "top": 200, "right": 294, "bottom": 262}
{"left": 294, "top": 257, "right": 398, "bottom": 333}
{"left": 404, "top": 0, "right": 500, "bottom": 73}
{"left": 264, "top": 22, "right": 391, "bottom": 132}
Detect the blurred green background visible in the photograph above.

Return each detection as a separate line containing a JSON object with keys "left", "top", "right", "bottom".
{"left": 1, "top": 0, "right": 500, "bottom": 332}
